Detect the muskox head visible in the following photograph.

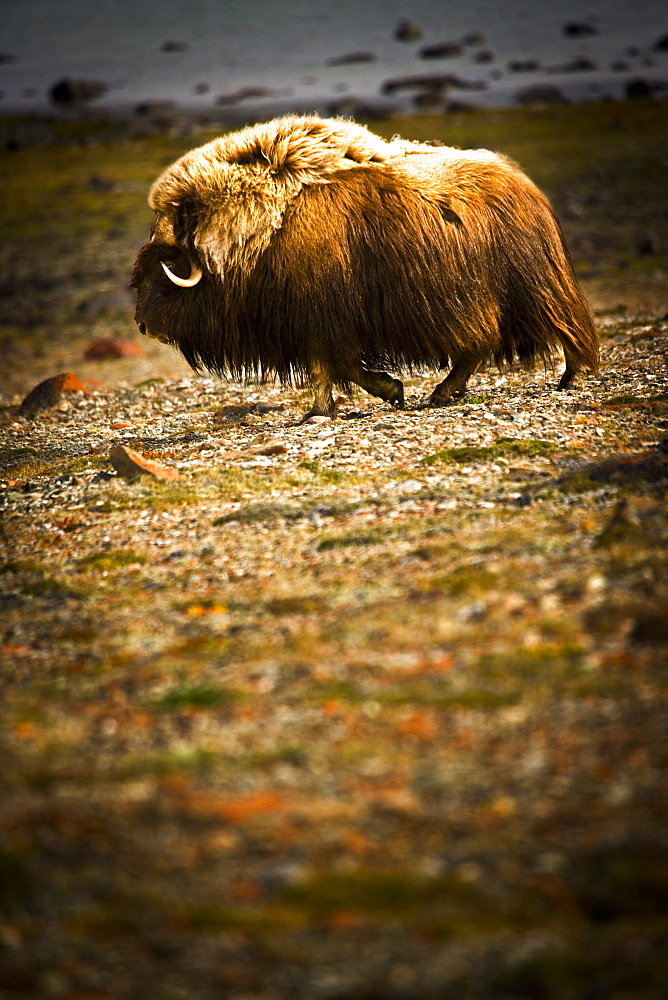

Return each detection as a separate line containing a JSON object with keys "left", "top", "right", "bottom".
{"left": 132, "top": 244, "right": 202, "bottom": 346}
{"left": 131, "top": 115, "right": 395, "bottom": 363}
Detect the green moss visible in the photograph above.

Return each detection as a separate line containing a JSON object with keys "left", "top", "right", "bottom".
{"left": 79, "top": 549, "right": 146, "bottom": 571}
{"left": 317, "top": 527, "right": 390, "bottom": 551}
{"left": 603, "top": 394, "right": 640, "bottom": 405}
{"left": 214, "top": 495, "right": 382, "bottom": 526}
{"left": 243, "top": 744, "right": 309, "bottom": 768}
{"left": 265, "top": 595, "right": 327, "bottom": 615}
{"left": 421, "top": 438, "right": 555, "bottom": 466}
{"left": 0, "top": 446, "right": 38, "bottom": 461}
{"left": 558, "top": 473, "right": 601, "bottom": 494}
{"left": 445, "top": 567, "right": 499, "bottom": 596}
{"left": 307, "top": 680, "right": 362, "bottom": 704}
{"left": 0, "top": 559, "right": 45, "bottom": 574}
{"left": 410, "top": 542, "right": 454, "bottom": 561}
{"left": 280, "top": 869, "right": 487, "bottom": 919}
{"left": 214, "top": 501, "right": 303, "bottom": 525}
{"left": 63, "top": 456, "right": 113, "bottom": 474}
{"left": 117, "top": 748, "right": 219, "bottom": 778}
{"left": 21, "top": 577, "right": 85, "bottom": 599}
{"left": 298, "top": 459, "right": 348, "bottom": 484}
{"left": 150, "top": 684, "right": 245, "bottom": 712}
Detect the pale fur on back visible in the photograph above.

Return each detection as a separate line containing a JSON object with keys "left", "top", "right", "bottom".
{"left": 147, "top": 115, "right": 486, "bottom": 275}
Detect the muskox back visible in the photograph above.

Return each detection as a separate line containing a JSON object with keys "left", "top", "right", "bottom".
{"left": 132, "top": 115, "right": 598, "bottom": 417}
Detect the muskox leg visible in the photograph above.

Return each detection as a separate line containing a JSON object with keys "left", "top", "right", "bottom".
{"left": 429, "top": 354, "right": 480, "bottom": 406}
{"left": 353, "top": 366, "right": 405, "bottom": 409}
{"left": 557, "top": 344, "right": 585, "bottom": 389}
{"left": 302, "top": 361, "right": 337, "bottom": 420}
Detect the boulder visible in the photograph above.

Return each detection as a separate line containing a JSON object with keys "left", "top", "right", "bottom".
{"left": 109, "top": 445, "right": 180, "bottom": 481}
{"left": 420, "top": 42, "right": 462, "bottom": 60}
{"left": 516, "top": 85, "right": 569, "bottom": 105}
{"left": 382, "top": 73, "right": 485, "bottom": 94}
{"left": 215, "top": 87, "right": 275, "bottom": 105}
{"left": 550, "top": 57, "right": 597, "bottom": 73}
{"left": 327, "top": 52, "right": 376, "bottom": 66}
{"left": 20, "top": 373, "right": 90, "bottom": 415}
{"left": 84, "top": 339, "right": 146, "bottom": 360}
{"left": 50, "top": 78, "right": 107, "bottom": 105}
{"left": 412, "top": 90, "right": 445, "bottom": 110}
{"left": 134, "top": 100, "right": 176, "bottom": 116}
{"left": 394, "top": 21, "right": 422, "bottom": 42}
{"left": 563, "top": 23, "right": 597, "bottom": 37}
{"left": 509, "top": 60, "right": 540, "bottom": 73}
{"left": 626, "top": 78, "right": 659, "bottom": 98}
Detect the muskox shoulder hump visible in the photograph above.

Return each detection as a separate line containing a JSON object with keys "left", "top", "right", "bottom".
{"left": 220, "top": 115, "right": 392, "bottom": 175}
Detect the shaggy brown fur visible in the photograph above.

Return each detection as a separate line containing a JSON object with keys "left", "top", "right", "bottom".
{"left": 132, "top": 114, "right": 598, "bottom": 417}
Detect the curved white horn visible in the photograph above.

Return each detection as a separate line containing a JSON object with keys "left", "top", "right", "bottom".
{"left": 161, "top": 260, "right": 203, "bottom": 288}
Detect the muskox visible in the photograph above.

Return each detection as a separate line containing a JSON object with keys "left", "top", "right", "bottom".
{"left": 132, "top": 114, "right": 598, "bottom": 418}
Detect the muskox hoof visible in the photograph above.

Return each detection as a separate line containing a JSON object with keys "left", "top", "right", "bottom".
{"left": 299, "top": 408, "right": 336, "bottom": 424}
{"left": 390, "top": 384, "right": 405, "bottom": 409}
{"left": 428, "top": 390, "right": 463, "bottom": 406}
{"left": 557, "top": 370, "right": 578, "bottom": 390}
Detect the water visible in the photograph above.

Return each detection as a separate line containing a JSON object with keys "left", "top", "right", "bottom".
{"left": 1, "top": 0, "right": 666, "bottom": 116}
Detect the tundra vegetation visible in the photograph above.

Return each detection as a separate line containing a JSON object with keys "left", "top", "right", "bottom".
{"left": 1, "top": 99, "right": 667, "bottom": 999}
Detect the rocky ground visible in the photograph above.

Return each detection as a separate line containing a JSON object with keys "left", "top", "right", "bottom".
{"left": 1, "top": 101, "right": 667, "bottom": 999}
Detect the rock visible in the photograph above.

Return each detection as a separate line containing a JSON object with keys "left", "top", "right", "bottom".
{"left": 551, "top": 57, "right": 598, "bottom": 73}
{"left": 654, "top": 34, "right": 668, "bottom": 52}
{"left": 473, "top": 50, "right": 494, "bottom": 64}
{"left": 563, "top": 22, "right": 597, "bottom": 37}
{"left": 611, "top": 61, "right": 630, "bottom": 72}
{"left": 509, "top": 60, "right": 540, "bottom": 73}
{"left": 327, "top": 52, "right": 376, "bottom": 66}
{"left": 394, "top": 20, "right": 422, "bottom": 42}
{"left": 413, "top": 90, "right": 445, "bottom": 110}
{"left": 215, "top": 87, "right": 275, "bottom": 105}
{"left": 463, "top": 33, "right": 485, "bottom": 46}
{"left": 249, "top": 440, "right": 288, "bottom": 456}
{"left": 217, "top": 401, "right": 285, "bottom": 419}
{"left": 86, "top": 174, "right": 115, "bottom": 192}
{"left": 327, "top": 98, "right": 396, "bottom": 120}
{"left": 49, "top": 78, "right": 107, "bottom": 105}
{"left": 109, "top": 445, "right": 180, "bottom": 481}
{"left": 194, "top": 82, "right": 210, "bottom": 94}
{"left": 420, "top": 42, "right": 462, "bottom": 60}
{"left": 83, "top": 338, "right": 146, "bottom": 360}
{"left": 19, "top": 373, "right": 90, "bottom": 415}
{"left": 161, "top": 41, "right": 188, "bottom": 52}
{"left": 382, "top": 73, "right": 484, "bottom": 94}
{"left": 626, "top": 78, "right": 658, "bottom": 98}
{"left": 134, "top": 100, "right": 176, "bottom": 117}
{"left": 0, "top": 53, "right": 16, "bottom": 64}
{"left": 515, "top": 85, "right": 569, "bottom": 105}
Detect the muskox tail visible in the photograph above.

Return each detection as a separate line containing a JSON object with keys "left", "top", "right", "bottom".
{"left": 495, "top": 205, "right": 599, "bottom": 380}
